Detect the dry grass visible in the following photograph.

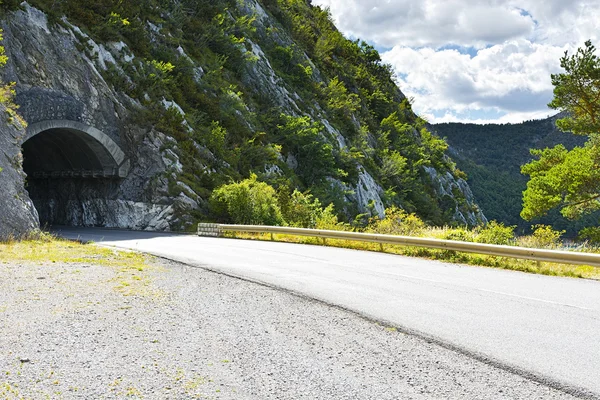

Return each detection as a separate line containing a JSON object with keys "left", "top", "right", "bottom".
{"left": 0, "top": 233, "right": 162, "bottom": 298}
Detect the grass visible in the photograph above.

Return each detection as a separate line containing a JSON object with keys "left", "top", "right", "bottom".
{"left": 0, "top": 232, "right": 162, "bottom": 298}
{"left": 223, "top": 231, "right": 600, "bottom": 280}
{"left": 0, "top": 233, "right": 147, "bottom": 268}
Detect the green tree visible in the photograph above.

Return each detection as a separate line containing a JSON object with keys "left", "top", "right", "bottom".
{"left": 522, "top": 40, "right": 600, "bottom": 221}
{"left": 549, "top": 40, "right": 600, "bottom": 135}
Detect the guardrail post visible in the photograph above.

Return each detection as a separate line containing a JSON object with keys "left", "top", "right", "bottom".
{"left": 197, "top": 223, "right": 222, "bottom": 238}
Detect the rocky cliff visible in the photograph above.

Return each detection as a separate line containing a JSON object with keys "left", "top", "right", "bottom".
{"left": 2, "top": 4, "right": 197, "bottom": 230}
{"left": 0, "top": 0, "right": 486, "bottom": 233}
{"left": 0, "top": 105, "right": 38, "bottom": 239}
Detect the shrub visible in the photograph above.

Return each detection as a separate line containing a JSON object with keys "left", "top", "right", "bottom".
{"left": 578, "top": 227, "right": 600, "bottom": 245}
{"left": 368, "top": 206, "right": 425, "bottom": 237}
{"left": 442, "top": 227, "right": 476, "bottom": 242}
{"left": 314, "top": 203, "right": 347, "bottom": 231}
{"left": 475, "top": 221, "right": 515, "bottom": 245}
{"left": 279, "top": 188, "right": 327, "bottom": 229}
{"left": 277, "top": 115, "right": 336, "bottom": 185}
{"left": 206, "top": 121, "right": 227, "bottom": 157}
{"left": 209, "top": 174, "right": 284, "bottom": 225}
{"left": 519, "top": 224, "right": 565, "bottom": 249}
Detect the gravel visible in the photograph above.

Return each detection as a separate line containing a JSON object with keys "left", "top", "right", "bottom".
{"left": 0, "top": 257, "right": 579, "bottom": 399}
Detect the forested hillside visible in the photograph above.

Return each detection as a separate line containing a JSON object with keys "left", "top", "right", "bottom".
{"left": 0, "top": 0, "right": 485, "bottom": 230}
{"left": 434, "top": 116, "right": 598, "bottom": 235}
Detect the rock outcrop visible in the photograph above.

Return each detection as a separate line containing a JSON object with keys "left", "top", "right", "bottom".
{"left": 1, "top": 5, "right": 197, "bottom": 231}
{"left": 0, "top": 106, "right": 38, "bottom": 239}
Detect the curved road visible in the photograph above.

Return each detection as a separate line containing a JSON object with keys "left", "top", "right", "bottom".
{"left": 54, "top": 227, "right": 600, "bottom": 398}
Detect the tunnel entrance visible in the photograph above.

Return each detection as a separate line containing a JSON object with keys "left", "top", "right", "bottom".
{"left": 22, "top": 120, "right": 130, "bottom": 227}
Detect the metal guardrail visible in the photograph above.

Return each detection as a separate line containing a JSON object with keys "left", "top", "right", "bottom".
{"left": 198, "top": 223, "right": 600, "bottom": 268}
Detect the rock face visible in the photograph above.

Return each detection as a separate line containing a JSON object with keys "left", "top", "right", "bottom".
{"left": 0, "top": 2, "right": 486, "bottom": 234}
{"left": 424, "top": 166, "right": 487, "bottom": 226}
{"left": 0, "top": 107, "right": 39, "bottom": 239}
{"left": 1, "top": 5, "right": 196, "bottom": 231}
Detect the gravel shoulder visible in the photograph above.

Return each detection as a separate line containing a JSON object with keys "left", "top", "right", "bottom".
{"left": 0, "top": 255, "right": 579, "bottom": 399}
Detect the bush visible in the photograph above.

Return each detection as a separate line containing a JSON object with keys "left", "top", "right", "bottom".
{"left": 279, "top": 188, "right": 329, "bottom": 229}
{"left": 314, "top": 203, "right": 347, "bottom": 231}
{"left": 475, "top": 221, "right": 515, "bottom": 245}
{"left": 209, "top": 174, "right": 284, "bottom": 225}
{"left": 368, "top": 206, "right": 425, "bottom": 237}
{"left": 441, "top": 227, "right": 476, "bottom": 242}
{"left": 578, "top": 226, "right": 600, "bottom": 245}
{"left": 519, "top": 224, "right": 565, "bottom": 249}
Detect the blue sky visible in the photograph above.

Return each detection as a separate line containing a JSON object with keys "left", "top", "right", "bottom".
{"left": 311, "top": 0, "right": 600, "bottom": 124}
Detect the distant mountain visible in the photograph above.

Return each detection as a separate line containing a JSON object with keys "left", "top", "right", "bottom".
{"left": 432, "top": 115, "right": 598, "bottom": 236}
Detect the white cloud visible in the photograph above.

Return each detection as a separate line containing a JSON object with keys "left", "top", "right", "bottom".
{"left": 382, "top": 41, "right": 567, "bottom": 122}
{"left": 311, "top": 0, "right": 600, "bottom": 123}
{"left": 313, "top": 0, "right": 600, "bottom": 49}
{"left": 313, "top": 0, "right": 535, "bottom": 48}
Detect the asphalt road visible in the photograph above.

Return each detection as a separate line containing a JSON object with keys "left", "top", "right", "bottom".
{"left": 54, "top": 227, "right": 600, "bottom": 398}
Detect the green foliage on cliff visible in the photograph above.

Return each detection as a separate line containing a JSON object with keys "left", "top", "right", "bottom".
{"left": 0, "top": 27, "right": 22, "bottom": 126}
{"left": 4, "top": 0, "right": 472, "bottom": 225}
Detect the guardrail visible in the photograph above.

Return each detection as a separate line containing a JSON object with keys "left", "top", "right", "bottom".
{"left": 198, "top": 223, "right": 600, "bottom": 268}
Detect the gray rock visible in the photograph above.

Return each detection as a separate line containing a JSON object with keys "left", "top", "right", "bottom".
{"left": 0, "top": 106, "right": 39, "bottom": 239}
{"left": 0, "top": 5, "right": 197, "bottom": 232}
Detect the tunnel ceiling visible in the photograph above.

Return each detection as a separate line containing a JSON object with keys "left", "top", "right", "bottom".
{"left": 22, "top": 120, "right": 130, "bottom": 179}
{"left": 23, "top": 128, "right": 116, "bottom": 178}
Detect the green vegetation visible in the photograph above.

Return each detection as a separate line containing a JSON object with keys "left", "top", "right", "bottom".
{"left": 0, "top": 0, "right": 469, "bottom": 227}
{"left": 211, "top": 175, "right": 600, "bottom": 279}
{"left": 0, "top": 28, "right": 22, "bottom": 125}
{"left": 0, "top": 232, "right": 150, "bottom": 269}
{"left": 522, "top": 41, "right": 600, "bottom": 224}
{"left": 474, "top": 221, "right": 515, "bottom": 246}
{"left": 210, "top": 174, "right": 285, "bottom": 226}
{"left": 0, "top": 233, "right": 159, "bottom": 296}
{"left": 367, "top": 206, "right": 425, "bottom": 236}
{"left": 209, "top": 174, "right": 339, "bottom": 228}
{"left": 434, "top": 118, "right": 596, "bottom": 236}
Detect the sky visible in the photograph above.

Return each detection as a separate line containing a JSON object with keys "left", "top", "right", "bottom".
{"left": 310, "top": 0, "right": 600, "bottom": 124}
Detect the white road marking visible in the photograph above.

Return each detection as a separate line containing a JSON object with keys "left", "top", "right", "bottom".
{"left": 477, "top": 288, "right": 594, "bottom": 311}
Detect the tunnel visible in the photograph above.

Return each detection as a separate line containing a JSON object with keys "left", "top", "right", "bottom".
{"left": 21, "top": 120, "right": 130, "bottom": 227}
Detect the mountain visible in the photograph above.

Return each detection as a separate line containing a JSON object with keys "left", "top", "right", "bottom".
{"left": 433, "top": 115, "right": 598, "bottom": 236}
{"left": 0, "top": 0, "right": 485, "bottom": 237}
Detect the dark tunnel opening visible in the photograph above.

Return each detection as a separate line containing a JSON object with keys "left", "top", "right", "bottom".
{"left": 22, "top": 127, "right": 123, "bottom": 227}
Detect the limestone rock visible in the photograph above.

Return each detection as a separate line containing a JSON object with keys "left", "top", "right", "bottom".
{"left": 0, "top": 107, "right": 39, "bottom": 239}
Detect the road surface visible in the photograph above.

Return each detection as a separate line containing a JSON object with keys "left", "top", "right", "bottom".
{"left": 54, "top": 227, "right": 600, "bottom": 398}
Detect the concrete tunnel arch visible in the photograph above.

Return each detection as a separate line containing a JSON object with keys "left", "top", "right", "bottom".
{"left": 23, "top": 120, "right": 130, "bottom": 178}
